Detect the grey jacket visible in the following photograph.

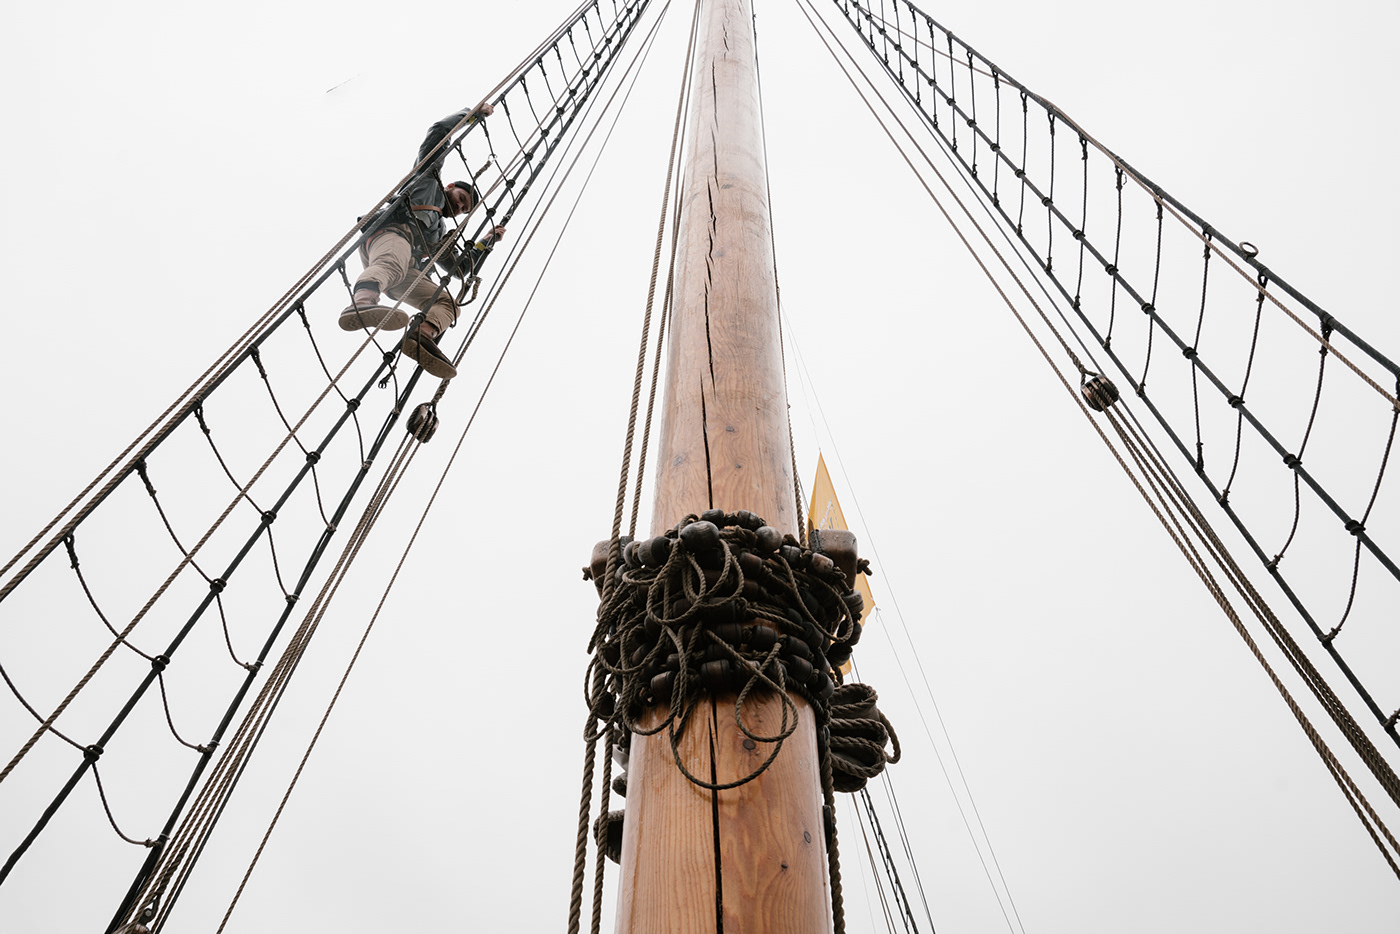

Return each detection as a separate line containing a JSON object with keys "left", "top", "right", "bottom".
{"left": 371, "top": 108, "right": 494, "bottom": 277}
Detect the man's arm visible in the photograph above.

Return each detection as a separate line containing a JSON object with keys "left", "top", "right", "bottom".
{"left": 437, "top": 225, "right": 507, "bottom": 278}
{"left": 415, "top": 103, "right": 495, "bottom": 170}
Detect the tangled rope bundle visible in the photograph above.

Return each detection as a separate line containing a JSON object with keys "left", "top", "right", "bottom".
{"left": 828, "top": 683, "right": 900, "bottom": 793}
{"left": 584, "top": 509, "right": 896, "bottom": 795}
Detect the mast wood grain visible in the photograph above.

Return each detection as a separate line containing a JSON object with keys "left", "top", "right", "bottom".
{"left": 616, "top": 0, "right": 830, "bottom": 931}
{"left": 649, "top": 0, "right": 796, "bottom": 536}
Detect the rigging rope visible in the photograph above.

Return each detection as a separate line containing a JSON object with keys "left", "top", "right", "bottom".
{"left": 798, "top": 0, "right": 1400, "bottom": 879}
{"left": 829, "top": 0, "right": 1400, "bottom": 753}
{"left": 776, "top": 13, "right": 1034, "bottom": 928}
{"left": 106, "top": 6, "right": 679, "bottom": 929}
{"left": 1, "top": 1, "right": 659, "bottom": 921}
{"left": 568, "top": 4, "right": 698, "bottom": 934}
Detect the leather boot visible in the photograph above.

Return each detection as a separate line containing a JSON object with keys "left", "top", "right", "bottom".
{"left": 400, "top": 315, "right": 458, "bottom": 379}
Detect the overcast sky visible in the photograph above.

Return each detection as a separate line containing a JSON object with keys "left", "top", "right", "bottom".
{"left": 2, "top": 1, "right": 1398, "bottom": 932}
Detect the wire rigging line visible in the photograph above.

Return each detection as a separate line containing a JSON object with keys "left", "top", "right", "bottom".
{"left": 851, "top": 789, "right": 904, "bottom": 934}
{"left": 835, "top": 2, "right": 1400, "bottom": 696}
{"left": 847, "top": 1, "right": 1400, "bottom": 410}
{"left": 784, "top": 296, "right": 1025, "bottom": 933}
{"left": 5, "top": 3, "right": 659, "bottom": 919}
{"left": 607, "top": 0, "right": 697, "bottom": 553}
{"left": 0, "top": 0, "right": 648, "bottom": 614}
{"left": 800, "top": 0, "right": 1400, "bottom": 879}
{"left": 3, "top": 18, "right": 638, "bottom": 792}
{"left": 858, "top": 785, "right": 924, "bottom": 933}
{"left": 751, "top": 5, "right": 810, "bottom": 543}
{"left": 445, "top": 2, "right": 671, "bottom": 376}
{"left": 829, "top": 0, "right": 1400, "bottom": 773}
{"left": 878, "top": 769, "right": 941, "bottom": 934}
{"left": 785, "top": 6, "right": 1036, "bottom": 930}
{"left": 568, "top": 6, "right": 700, "bottom": 934}
{"left": 846, "top": 795, "right": 893, "bottom": 934}
{"left": 110, "top": 7, "right": 682, "bottom": 930}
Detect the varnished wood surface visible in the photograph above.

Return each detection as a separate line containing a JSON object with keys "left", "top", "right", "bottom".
{"left": 649, "top": 0, "right": 796, "bottom": 538}
{"left": 618, "top": 0, "right": 830, "bottom": 931}
{"left": 615, "top": 709, "right": 720, "bottom": 934}
{"left": 712, "top": 693, "right": 831, "bottom": 933}
{"left": 615, "top": 697, "right": 830, "bottom": 934}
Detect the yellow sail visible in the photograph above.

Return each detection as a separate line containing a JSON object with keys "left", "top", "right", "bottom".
{"left": 806, "top": 453, "right": 873, "bottom": 673}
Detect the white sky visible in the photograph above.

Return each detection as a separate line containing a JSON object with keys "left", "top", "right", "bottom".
{"left": 1, "top": 1, "right": 1398, "bottom": 932}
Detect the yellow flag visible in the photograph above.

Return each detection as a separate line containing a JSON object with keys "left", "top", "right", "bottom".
{"left": 806, "top": 453, "right": 873, "bottom": 672}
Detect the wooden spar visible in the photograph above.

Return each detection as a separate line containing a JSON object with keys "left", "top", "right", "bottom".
{"left": 614, "top": 0, "right": 832, "bottom": 931}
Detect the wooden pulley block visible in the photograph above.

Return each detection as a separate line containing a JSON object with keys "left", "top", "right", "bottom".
{"left": 601, "top": 640, "right": 622, "bottom": 666}
{"left": 594, "top": 692, "right": 616, "bottom": 718}
{"left": 711, "top": 621, "right": 744, "bottom": 645}
{"left": 650, "top": 670, "right": 676, "bottom": 699}
{"left": 826, "top": 643, "right": 852, "bottom": 667}
{"left": 810, "top": 528, "right": 859, "bottom": 583}
{"left": 588, "top": 537, "right": 633, "bottom": 586}
{"left": 623, "top": 539, "right": 643, "bottom": 568}
{"left": 841, "top": 590, "right": 864, "bottom": 617}
{"left": 638, "top": 535, "right": 672, "bottom": 567}
{"left": 816, "top": 674, "right": 836, "bottom": 702}
{"left": 694, "top": 546, "right": 725, "bottom": 571}
{"left": 733, "top": 509, "right": 762, "bottom": 530}
{"left": 742, "top": 578, "right": 761, "bottom": 600}
{"left": 628, "top": 643, "right": 651, "bottom": 668}
{"left": 737, "top": 550, "right": 764, "bottom": 577}
{"left": 747, "top": 624, "right": 779, "bottom": 651}
{"left": 612, "top": 774, "right": 628, "bottom": 798}
{"left": 786, "top": 635, "right": 814, "bottom": 661}
{"left": 1081, "top": 373, "right": 1120, "bottom": 411}
{"left": 754, "top": 525, "right": 783, "bottom": 553}
{"left": 696, "top": 600, "right": 743, "bottom": 625}
{"left": 809, "top": 552, "right": 835, "bottom": 575}
{"left": 700, "top": 507, "right": 727, "bottom": 526}
{"left": 701, "top": 659, "right": 732, "bottom": 692}
{"left": 779, "top": 545, "right": 804, "bottom": 566}
{"left": 783, "top": 655, "right": 814, "bottom": 685}
{"left": 406, "top": 402, "right": 439, "bottom": 442}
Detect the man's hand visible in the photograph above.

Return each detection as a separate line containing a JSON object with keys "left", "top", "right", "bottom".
{"left": 470, "top": 102, "right": 495, "bottom": 120}
{"left": 488, "top": 225, "right": 507, "bottom": 243}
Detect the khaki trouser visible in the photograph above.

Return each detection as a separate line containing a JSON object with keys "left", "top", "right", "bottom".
{"left": 356, "top": 224, "right": 457, "bottom": 333}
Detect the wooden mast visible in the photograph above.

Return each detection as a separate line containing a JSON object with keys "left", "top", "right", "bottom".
{"left": 614, "top": 0, "right": 832, "bottom": 931}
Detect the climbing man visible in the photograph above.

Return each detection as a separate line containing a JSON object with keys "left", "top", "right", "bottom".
{"left": 340, "top": 103, "right": 508, "bottom": 380}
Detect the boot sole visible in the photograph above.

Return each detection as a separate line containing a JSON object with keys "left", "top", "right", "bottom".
{"left": 338, "top": 305, "right": 411, "bottom": 332}
{"left": 401, "top": 333, "right": 459, "bottom": 380}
